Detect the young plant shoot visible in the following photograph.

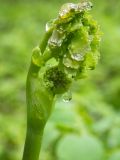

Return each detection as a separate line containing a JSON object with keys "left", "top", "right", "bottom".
{"left": 22, "top": 1, "right": 101, "bottom": 160}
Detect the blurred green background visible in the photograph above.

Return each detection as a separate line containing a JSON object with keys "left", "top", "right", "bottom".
{"left": 0, "top": 0, "right": 120, "bottom": 160}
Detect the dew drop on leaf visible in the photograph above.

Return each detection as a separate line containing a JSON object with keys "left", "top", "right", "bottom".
{"left": 63, "top": 57, "right": 72, "bottom": 68}
{"left": 48, "top": 30, "right": 63, "bottom": 47}
{"left": 59, "top": 3, "right": 77, "bottom": 19}
{"left": 77, "top": 2, "right": 93, "bottom": 12}
{"left": 89, "top": 35, "right": 94, "bottom": 42}
{"left": 63, "top": 57, "right": 79, "bottom": 69}
{"left": 71, "top": 53, "right": 84, "bottom": 61}
{"left": 62, "top": 90, "right": 72, "bottom": 102}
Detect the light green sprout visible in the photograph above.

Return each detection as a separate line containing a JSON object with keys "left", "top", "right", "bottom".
{"left": 22, "top": 2, "right": 101, "bottom": 160}
{"left": 34, "top": 1, "right": 101, "bottom": 94}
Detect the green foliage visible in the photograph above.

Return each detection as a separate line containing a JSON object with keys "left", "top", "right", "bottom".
{"left": 36, "top": 1, "right": 101, "bottom": 96}
{"left": 57, "top": 134, "right": 104, "bottom": 160}
{"left": 109, "top": 151, "right": 120, "bottom": 160}
{"left": 22, "top": 2, "right": 101, "bottom": 159}
{"left": 44, "top": 2, "right": 101, "bottom": 81}
{"left": 0, "top": 0, "right": 120, "bottom": 160}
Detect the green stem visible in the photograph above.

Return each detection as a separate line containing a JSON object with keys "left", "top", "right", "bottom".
{"left": 22, "top": 59, "right": 54, "bottom": 160}
{"left": 22, "top": 128, "right": 44, "bottom": 160}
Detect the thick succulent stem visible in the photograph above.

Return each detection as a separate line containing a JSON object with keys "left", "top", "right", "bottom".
{"left": 22, "top": 127, "right": 43, "bottom": 160}
{"left": 22, "top": 59, "right": 54, "bottom": 160}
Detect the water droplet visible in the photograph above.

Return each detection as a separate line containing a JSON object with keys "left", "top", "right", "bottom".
{"left": 77, "top": 2, "right": 93, "bottom": 12}
{"left": 59, "top": 3, "right": 77, "bottom": 19}
{"left": 63, "top": 57, "right": 72, "bottom": 68}
{"left": 63, "top": 57, "right": 79, "bottom": 69}
{"left": 89, "top": 35, "right": 93, "bottom": 42}
{"left": 48, "top": 30, "right": 64, "bottom": 47}
{"left": 71, "top": 53, "right": 84, "bottom": 61}
{"left": 62, "top": 90, "right": 72, "bottom": 102}
{"left": 69, "top": 46, "right": 90, "bottom": 62}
